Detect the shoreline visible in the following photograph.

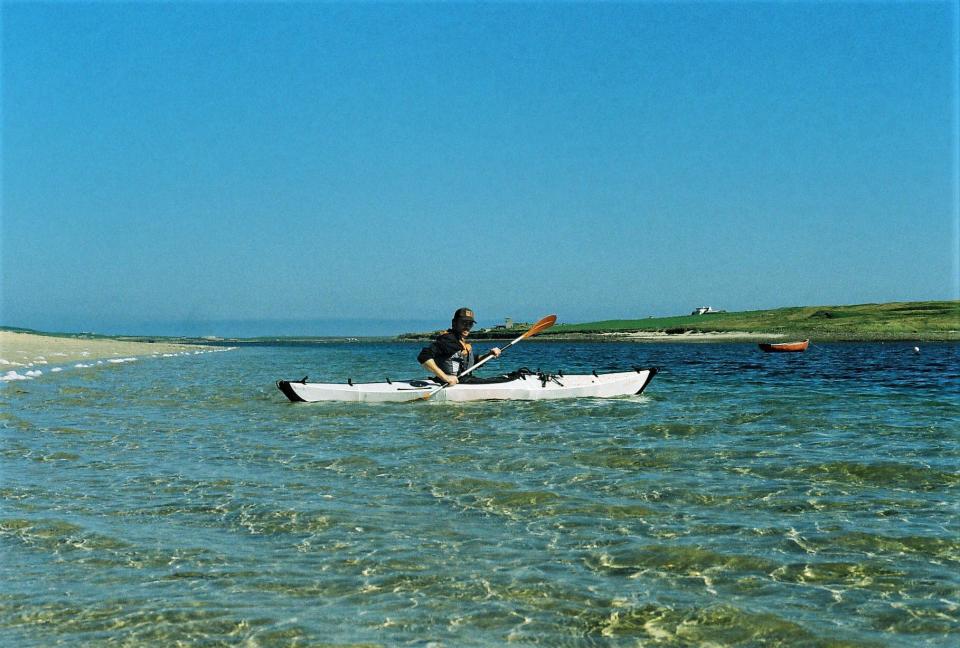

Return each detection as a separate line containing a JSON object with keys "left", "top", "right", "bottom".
{"left": 402, "top": 330, "right": 959, "bottom": 342}
{"left": 4, "top": 326, "right": 957, "bottom": 355}
{"left": 0, "top": 331, "right": 226, "bottom": 382}
{"left": 541, "top": 330, "right": 784, "bottom": 342}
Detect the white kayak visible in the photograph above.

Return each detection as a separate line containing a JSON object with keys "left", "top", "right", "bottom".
{"left": 277, "top": 368, "right": 658, "bottom": 403}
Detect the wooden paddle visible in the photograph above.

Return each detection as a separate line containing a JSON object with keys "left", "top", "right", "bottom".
{"left": 417, "top": 314, "right": 557, "bottom": 401}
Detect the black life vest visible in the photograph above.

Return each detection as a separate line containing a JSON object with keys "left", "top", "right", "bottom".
{"left": 437, "top": 331, "right": 476, "bottom": 376}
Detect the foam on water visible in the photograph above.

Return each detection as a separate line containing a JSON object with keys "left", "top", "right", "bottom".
{"left": 0, "top": 348, "right": 235, "bottom": 384}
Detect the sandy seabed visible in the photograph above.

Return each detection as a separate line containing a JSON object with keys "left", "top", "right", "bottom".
{"left": 0, "top": 331, "right": 225, "bottom": 382}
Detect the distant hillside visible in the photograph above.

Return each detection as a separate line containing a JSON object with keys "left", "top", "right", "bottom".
{"left": 451, "top": 301, "right": 959, "bottom": 341}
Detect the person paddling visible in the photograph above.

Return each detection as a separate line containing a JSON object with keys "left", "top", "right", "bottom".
{"left": 418, "top": 308, "right": 501, "bottom": 385}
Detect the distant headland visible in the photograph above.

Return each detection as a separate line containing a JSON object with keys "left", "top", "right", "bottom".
{"left": 397, "top": 301, "right": 960, "bottom": 342}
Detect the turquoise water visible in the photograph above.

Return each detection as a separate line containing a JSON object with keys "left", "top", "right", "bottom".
{"left": 2, "top": 341, "right": 958, "bottom": 646}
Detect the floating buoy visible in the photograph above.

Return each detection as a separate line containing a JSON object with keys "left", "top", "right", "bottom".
{"left": 913, "top": 346, "right": 920, "bottom": 353}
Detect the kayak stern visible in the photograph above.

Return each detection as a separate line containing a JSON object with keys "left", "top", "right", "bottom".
{"left": 276, "top": 380, "right": 307, "bottom": 402}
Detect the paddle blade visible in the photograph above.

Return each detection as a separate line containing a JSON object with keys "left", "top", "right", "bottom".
{"left": 520, "top": 314, "right": 557, "bottom": 339}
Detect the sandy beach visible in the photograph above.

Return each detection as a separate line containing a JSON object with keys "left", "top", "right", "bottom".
{"left": 0, "top": 331, "right": 222, "bottom": 382}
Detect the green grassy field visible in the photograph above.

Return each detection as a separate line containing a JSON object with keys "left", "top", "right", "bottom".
{"left": 496, "top": 301, "right": 960, "bottom": 341}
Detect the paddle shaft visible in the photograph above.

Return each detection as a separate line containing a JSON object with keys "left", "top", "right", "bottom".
{"left": 458, "top": 333, "right": 523, "bottom": 378}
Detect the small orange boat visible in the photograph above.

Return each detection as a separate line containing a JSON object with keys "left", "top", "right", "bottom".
{"left": 758, "top": 339, "right": 809, "bottom": 353}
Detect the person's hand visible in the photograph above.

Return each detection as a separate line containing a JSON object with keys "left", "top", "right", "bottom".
{"left": 445, "top": 374, "right": 459, "bottom": 386}
{"left": 490, "top": 347, "right": 501, "bottom": 357}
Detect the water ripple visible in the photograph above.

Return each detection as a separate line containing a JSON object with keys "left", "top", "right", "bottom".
{"left": 1, "top": 341, "right": 958, "bottom": 646}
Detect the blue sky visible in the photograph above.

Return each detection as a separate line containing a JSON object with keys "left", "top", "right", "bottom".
{"left": 2, "top": 2, "right": 957, "bottom": 336}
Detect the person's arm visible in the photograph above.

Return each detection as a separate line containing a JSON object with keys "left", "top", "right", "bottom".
{"left": 421, "top": 358, "right": 458, "bottom": 385}
{"left": 418, "top": 335, "right": 461, "bottom": 385}
{"left": 476, "top": 347, "right": 502, "bottom": 362}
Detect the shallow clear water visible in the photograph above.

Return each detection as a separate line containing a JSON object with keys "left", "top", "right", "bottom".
{"left": 2, "top": 341, "right": 958, "bottom": 646}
